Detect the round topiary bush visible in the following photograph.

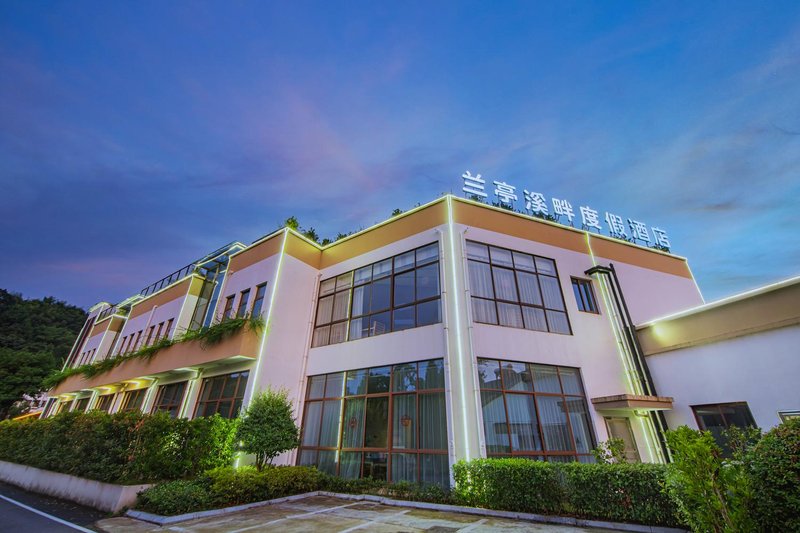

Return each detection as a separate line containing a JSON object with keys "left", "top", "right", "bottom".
{"left": 749, "top": 418, "right": 800, "bottom": 532}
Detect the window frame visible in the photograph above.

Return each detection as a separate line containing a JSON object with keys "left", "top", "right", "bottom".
{"left": 297, "top": 359, "right": 449, "bottom": 485}
{"left": 236, "top": 289, "right": 251, "bottom": 318}
{"left": 692, "top": 402, "right": 757, "bottom": 432}
{"left": 571, "top": 277, "right": 600, "bottom": 314}
{"left": 194, "top": 371, "right": 250, "bottom": 419}
{"left": 311, "top": 243, "right": 442, "bottom": 348}
{"left": 467, "top": 241, "right": 572, "bottom": 335}
{"left": 222, "top": 295, "right": 235, "bottom": 321}
{"left": 120, "top": 389, "right": 148, "bottom": 413}
{"left": 251, "top": 283, "right": 268, "bottom": 317}
{"left": 476, "top": 358, "right": 595, "bottom": 462}
{"left": 151, "top": 381, "right": 188, "bottom": 417}
{"left": 95, "top": 394, "right": 115, "bottom": 412}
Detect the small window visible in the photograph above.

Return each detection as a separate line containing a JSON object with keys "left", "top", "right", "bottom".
{"left": 222, "top": 295, "right": 235, "bottom": 320}
{"left": 571, "top": 278, "right": 599, "bottom": 314}
{"left": 251, "top": 283, "right": 268, "bottom": 316}
{"left": 145, "top": 325, "right": 156, "bottom": 346}
{"left": 164, "top": 319, "right": 174, "bottom": 339}
{"left": 151, "top": 381, "right": 187, "bottom": 418}
{"left": 120, "top": 389, "right": 148, "bottom": 412}
{"left": 95, "top": 394, "right": 115, "bottom": 412}
{"left": 693, "top": 402, "right": 757, "bottom": 451}
{"left": 237, "top": 289, "right": 251, "bottom": 318}
{"left": 778, "top": 410, "right": 800, "bottom": 422}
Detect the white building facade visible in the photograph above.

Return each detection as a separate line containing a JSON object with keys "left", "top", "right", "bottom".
{"left": 48, "top": 195, "right": 733, "bottom": 485}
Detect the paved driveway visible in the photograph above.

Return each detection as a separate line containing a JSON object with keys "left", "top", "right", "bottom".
{"left": 96, "top": 495, "right": 611, "bottom": 532}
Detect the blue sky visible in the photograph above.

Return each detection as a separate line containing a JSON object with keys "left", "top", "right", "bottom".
{"left": 1, "top": 1, "right": 799, "bottom": 309}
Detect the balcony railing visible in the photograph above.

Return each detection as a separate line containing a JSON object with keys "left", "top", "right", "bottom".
{"left": 140, "top": 263, "right": 200, "bottom": 298}
{"left": 97, "top": 305, "right": 129, "bottom": 321}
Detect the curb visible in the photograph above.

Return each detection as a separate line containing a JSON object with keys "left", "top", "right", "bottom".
{"left": 127, "top": 491, "right": 687, "bottom": 532}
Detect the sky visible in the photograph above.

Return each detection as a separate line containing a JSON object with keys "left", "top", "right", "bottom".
{"left": 1, "top": 1, "right": 799, "bottom": 309}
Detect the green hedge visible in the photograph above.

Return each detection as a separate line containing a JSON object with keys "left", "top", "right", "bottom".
{"left": 453, "top": 458, "right": 683, "bottom": 527}
{"left": 136, "top": 466, "right": 455, "bottom": 516}
{"left": 750, "top": 419, "right": 800, "bottom": 532}
{"left": 136, "top": 466, "right": 325, "bottom": 515}
{"left": 0, "top": 411, "right": 238, "bottom": 484}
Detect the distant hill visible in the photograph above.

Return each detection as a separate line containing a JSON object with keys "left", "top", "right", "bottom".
{"left": 0, "top": 289, "right": 87, "bottom": 419}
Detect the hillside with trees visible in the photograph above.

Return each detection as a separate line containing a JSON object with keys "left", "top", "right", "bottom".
{"left": 0, "top": 289, "right": 87, "bottom": 419}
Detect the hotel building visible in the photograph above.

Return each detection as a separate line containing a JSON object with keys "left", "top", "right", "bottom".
{"left": 44, "top": 195, "right": 797, "bottom": 485}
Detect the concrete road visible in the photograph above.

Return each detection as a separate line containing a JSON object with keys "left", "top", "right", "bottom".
{"left": 0, "top": 481, "right": 105, "bottom": 532}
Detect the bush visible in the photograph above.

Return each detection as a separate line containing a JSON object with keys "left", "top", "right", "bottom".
{"left": 749, "top": 418, "right": 800, "bottom": 532}
{"left": 665, "top": 426, "right": 753, "bottom": 532}
{"left": 0, "top": 411, "right": 238, "bottom": 484}
{"left": 236, "top": 388, "right": 300, "bottom": 470}
{"left": 136, "top": 465, "right": 325, "bottom": 515}
{"left": 135, "top": 480, "right": 214, "bottom": 516}
{"left": 452, "top": 458, "right": 564, "bottom": 514}
{"left": 453, "top": 458, "right": 682, "bottom": 527}
{"left": 560, "top": 463, "right": 681, "bottom": 527}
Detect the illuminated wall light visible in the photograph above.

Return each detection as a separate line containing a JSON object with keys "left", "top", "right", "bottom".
{"left": 446, "top": 195, "right": 473, "bottom": 461}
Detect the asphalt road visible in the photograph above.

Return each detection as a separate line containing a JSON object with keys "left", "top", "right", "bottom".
{"left": 0, "top": 481, "right": 106, "bottom": 532}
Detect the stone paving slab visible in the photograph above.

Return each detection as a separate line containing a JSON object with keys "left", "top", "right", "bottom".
{"left": 96, "top": 495, "right": 612, "bottom": 532}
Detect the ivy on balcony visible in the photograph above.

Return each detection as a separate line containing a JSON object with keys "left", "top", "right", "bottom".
{"left": 43, "top": 316, "right": 265, "bottom": 390}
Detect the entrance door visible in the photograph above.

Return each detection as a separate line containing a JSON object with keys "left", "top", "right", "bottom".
{"left": 604, "top": 417, "right": 640, "bottom": 463}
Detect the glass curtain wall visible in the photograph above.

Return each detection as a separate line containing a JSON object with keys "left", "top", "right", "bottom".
{"left": 298, "top": 359, "right": 449, "bottom": 486}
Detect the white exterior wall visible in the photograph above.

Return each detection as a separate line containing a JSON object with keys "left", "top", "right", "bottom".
{"left": 456, "top": 225, "right": 702, "bottom": 461}
{"left": 606, "top": 260, "right": 704, "bottom": 324}
{"left": 648, "top": 325, "right": 800, "bottom": 431}
{"left": 214, "top": 255, "right": 279, "bottom": 321}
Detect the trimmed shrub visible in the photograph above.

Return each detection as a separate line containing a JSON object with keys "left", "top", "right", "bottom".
{"left": 135, "top": 480, "right": 214, "bottom": 516}
{"left": 137, "top": 465, "right": 325, "bottom": 515}
{"left": 0, "top": 411, "right": 238, "bottom": 484}
{"left": 749, "top": 418, "right": 800, "bottom": 532}
{"left": 453, "top": 458, "right": 683, "bottom": 527}
{"left": 452, "top": 458, "right": 564, "bottom": 514}
{"left": 560, "top": 463, "right": 681, "bottom": 527}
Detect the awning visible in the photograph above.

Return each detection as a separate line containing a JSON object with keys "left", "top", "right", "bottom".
{"left": 591, "top": 393, "right": 673, "bottom": 411}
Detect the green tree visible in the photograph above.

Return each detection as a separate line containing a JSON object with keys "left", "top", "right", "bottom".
{"left": 665, "top": 426, "right": 753, "bottom": 532}
{"left": 0, "top": 289, "right": 86, "bottom": 418}
{"left": 302, "top": 227, "right": 319, "bottom": 242}
{"left": 591, "top": 437, "right": 627, "bottom": 464}
{"left": 391, "top": 208, "right": 404, "bottom": 216}
{"left": 284, "top": 216, "right": 300, "bottom": 230}
{"left": 236, "top": 388, "right": 300, "bottom": 470}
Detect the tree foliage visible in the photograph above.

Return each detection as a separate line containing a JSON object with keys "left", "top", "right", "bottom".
{"left": 0, "top": 289, "right": 86, "bottom": 418}
{"left": 236, "top": 388, "right": 300, "bottom": 470}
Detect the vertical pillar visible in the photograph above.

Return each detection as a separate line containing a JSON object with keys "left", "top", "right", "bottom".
{"left": 443, "top": 196, "right": 482, "bottom": 463}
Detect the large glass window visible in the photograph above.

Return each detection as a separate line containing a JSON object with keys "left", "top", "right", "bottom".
{"left": 194, "top": 371, "right": 249, "bottom": 419}
{"left": 467, "top": 241, "right": 571, "bottom": 334}
{"left": 151, "top": 381, "right": 188, "bottom": 417}
{"left": 477, "top": 359, "right": 594, "bottom": 462}
{"left": 312, "top": 243, "right": 442, "bottom": 347}
{"left": 298, "top": 359, "right": 448, "bottom": 486}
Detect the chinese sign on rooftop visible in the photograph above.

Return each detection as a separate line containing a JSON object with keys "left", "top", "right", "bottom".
{"left": 461, "top": 171, "right": 671, "bottom": 251}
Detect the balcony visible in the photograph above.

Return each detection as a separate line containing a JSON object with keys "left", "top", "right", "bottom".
{"left": 51, "top": 326, "right": 261, "bottom": 395}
